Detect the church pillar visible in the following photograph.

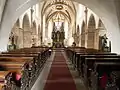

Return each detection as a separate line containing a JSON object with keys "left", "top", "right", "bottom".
{"left": 38, "top": 25, "right": 41, "bottom": 46}
{"left": 63, "top": 21, "right": 68, "bottom": 46}
{"left": 45, "top": 23, "right": 48, "bottom": 39}
{"left": 42, "top": 15, "right": 46, "bottom": 45}
{"left": 84, "top": 7, "right": 88, "bottom": 48}
{"left": 79, "top": 35, "right": 81, "bottom": 46}
{"left": 40, "top": 15, "right": 43, "bottom": 46}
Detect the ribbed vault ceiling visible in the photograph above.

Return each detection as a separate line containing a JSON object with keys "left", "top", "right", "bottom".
{"left": 42, "top": 0, "right": 76, "bottom": 23}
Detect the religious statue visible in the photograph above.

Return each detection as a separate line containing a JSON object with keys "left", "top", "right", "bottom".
{"left": 7, "top": 32, "right": 17, "bottom": 51}
{"left": 101, "top": 34, "right": 108, "bottom": 48}
{"left": 99, "top": 34, "right": 111, "bottom": 52}
{"left": 9, "top": 32, "right": 14, "bottom": 44}
{"left": 32, "top": 36, "right": 36, "bottom": 47}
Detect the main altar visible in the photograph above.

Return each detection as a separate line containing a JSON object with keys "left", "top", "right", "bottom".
{"left": 52, "top": 22, "right": 65, "bottom": 48}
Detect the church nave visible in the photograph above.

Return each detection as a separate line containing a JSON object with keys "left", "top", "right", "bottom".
{"left": 0, "top": 0, "right": 120, "bottom": 90}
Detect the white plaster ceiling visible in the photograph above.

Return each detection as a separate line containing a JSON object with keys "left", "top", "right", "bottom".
{"left": 42, "top": 0, "right": 76, "bottom": 25}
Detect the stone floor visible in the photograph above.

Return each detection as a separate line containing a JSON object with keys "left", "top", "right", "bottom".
{"left": 31, "top": 51, "right": 86, "bottom": 90}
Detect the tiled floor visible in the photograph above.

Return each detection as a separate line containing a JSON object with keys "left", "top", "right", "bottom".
{"left": 31, "top": 51, "right": 86, "bottom": 90}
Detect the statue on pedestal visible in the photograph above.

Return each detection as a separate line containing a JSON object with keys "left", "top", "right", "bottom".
{"left": 7, "top": 32, "right": 17, "bottom": 51}
{"left": 99, "top": 34, "right": 111, "bottom": 52}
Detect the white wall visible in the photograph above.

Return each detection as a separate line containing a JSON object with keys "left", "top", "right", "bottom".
{"left": 0, "top": 0, "right": 6, "bottom": 24}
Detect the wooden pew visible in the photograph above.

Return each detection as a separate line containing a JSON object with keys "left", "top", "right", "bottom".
{"left": 83, "top": 58, "right": 120, "bottom": 88}
{"left": 0, "top": 56, "right": 39, "bottom": 88}
{"left": 0, "top": 71, "right": 10, "bottom": 90}
{"left": 76, "top": 54, "right": 119, "bottom": 75}
{"left": 0, "top": 53, "right": 45, "bottom": 73}
{"left": 0, "top": 59, "right": 31, "bottom": 90}
{"left": 65, "top": 47, "right": 86, "bottom": 64}
{"left": 72, "top": 52, "right": 116, "bottom": 71}
{"left": 0, "top": 48, "right": 50, "bottom": 75}
{"left": 2, "top": 47, "right": 51, "bottom": 65}
{"left": 65, "top": 47, "right": 120, "bottom": 90}
{"left": 0, "top": 47, "right": 51, "bottom": 90}
{"left": 0, "top": 53, "right": 49, "bottom": 89}
{"left": 90, "top": 62, "right": 120, "bottom": 90}
{"left": 65, "top": 47, "right": 116, "bottom": 66}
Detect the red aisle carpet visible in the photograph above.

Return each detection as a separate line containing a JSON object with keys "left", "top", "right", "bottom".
{"left": 44, "top": 51, "right": 77, "bottom": 90}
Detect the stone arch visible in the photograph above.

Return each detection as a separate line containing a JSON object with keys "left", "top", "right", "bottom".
{"left": 81, "top": 21, "right": 85, "bottom": 47}
{"left": 23, "top": 14, "right": 30, "bottom": 29}
{"left": 98, "top": 19, "right": 105, "bottom": 28}
{"left": 12, "top": 19, "right": 20, "bottom": 32}
{"left": 31, "top": 21, "right": 38, "bottom": 47}
{"left": 12, "top": 19, "right": 19, "bottom": 45}
{"left": 81, "top": 21, "right": 85, "bottom": 34}
{"left": 87, "top": 14, "right": 96, "bottom": 48}
{"left": 7, "top": 19, "right": 21, "bottom": 50}
{"left": 8, "top": 19, "right": 20, "bottom": 45}
{"left": 98, "top": 19, "right": 106, "bottom": 36}
{"left": 98, "top": 19, "right": 103, "bottom": 28}
{"left": 88, "top": 14, "right": 96, "bottom": 29}
{"left": 23, "top": 14, "right": 31, "bottom": 48}
{"left": 16, "top": 19, "right": 20, "bottom": 27}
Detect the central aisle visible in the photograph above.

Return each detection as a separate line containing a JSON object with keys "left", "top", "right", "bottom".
{"left": 44, "top": 51, "right": 77, "bottom": 90}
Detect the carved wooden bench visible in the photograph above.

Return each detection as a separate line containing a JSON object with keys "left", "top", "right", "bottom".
{"left": 83, "top": 58, "right": 120, "bottom": 88}
{"left": 90, "top": 62, "right": 120, "bottom": 90}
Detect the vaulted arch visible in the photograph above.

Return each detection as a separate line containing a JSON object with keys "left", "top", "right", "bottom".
{"left": 16, "top": 19, "right": 20, "bottom": 27}
{"left": 98, "top": 19, "right": 105, "bottom": 29}
{"left": 88, "top": 14, "right": 96, "bottom": 29}
{"left": 23, "top": 14, "right": 30, "bottom": 30}
{"left": 98, "top": 19, "right": 107, "bottom": 37}
{"left": 8, "top": 19, "right": 21, "bottom": 50}
{"left": 38, "top": 25, "right": 41, "bottom": 45}
{"left": 74, "top": 25, "right": 80, "bottom": 46}
{"left": 87, "top": 14, "right": 96, "bottom": 48}
{"left": 22, "top": 14, "right": 31, "bottom": 48}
